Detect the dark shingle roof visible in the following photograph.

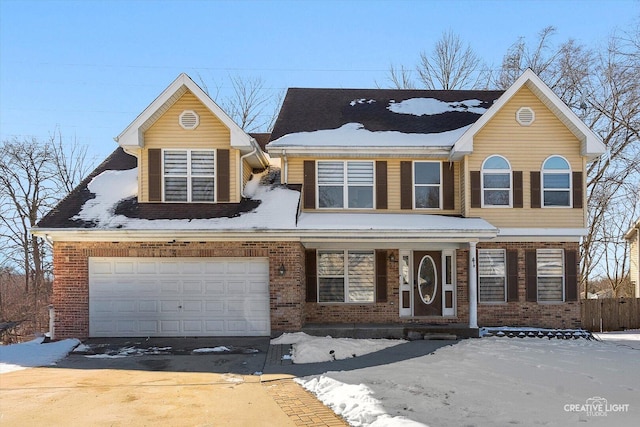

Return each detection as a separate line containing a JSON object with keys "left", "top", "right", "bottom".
{"left": 269, "top": 88, "right": 504, "bottom": 141}
{"left": 249, "top": 133, "right": 271, "bottom": 151}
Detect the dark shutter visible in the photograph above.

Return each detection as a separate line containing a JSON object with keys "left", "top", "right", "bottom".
{"left": 507, "top": 250, "right": 519, "bottom": 302}
{"left": 513, "top": 171, "right": 523, "bottom": 208}
{"left": 303, "top": 160, "right": 316, "bottom": 209}
{"left": 217, "top": 149, "right": 230, "bottom": 202}
{"left": 443, "top": 162, "right": 455, "bottom": 210}
{"left": 148, "top": 149, "right": 162, "bottom": 202}
{"left": 525, "top": 250, "right": 538, "bottom": 302}
{"left": 565, "top": 250, "right": 578, "bottom": 301}
{"left": 375, "top": 250, "right": 388, "bottom": 302}
{"left": 376, "top": 161, "right": 388, "bottom": 210}
{"left": 305, "top": 249, "right": 317, "bottom": 302}
{"left": 470, "top": 171, "right": 481, "bottom": 208}
{"left": 530, "top": 171, "right": 541, "bottom": 208}
{"left": 400, "top": 161, "right": 412, "bottom": 210}
{"left": 572, "top": 171, "right": 583, "bottom": 209}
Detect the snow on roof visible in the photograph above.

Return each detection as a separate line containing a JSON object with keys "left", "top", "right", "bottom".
{"left": 297, "top": 211, "right": 496, "bottom": 233}
{"left": 68, "top": 166, "right": 496, "bottom": 236}
{"left": 388, "top": 98, "right": 487, "bottom": 116}
{"left": 267, "top": 122, "right": 471, "bottom": 148}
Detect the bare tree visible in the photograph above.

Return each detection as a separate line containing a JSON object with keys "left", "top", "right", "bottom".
{"left": 417, "top": 30, "right": 483, "bottom": 90}
{"left": 0, "top": 135, "right": 93, "bottom": 333}
{"left": 385, "top": 64, "right": 417, "bottom": 89}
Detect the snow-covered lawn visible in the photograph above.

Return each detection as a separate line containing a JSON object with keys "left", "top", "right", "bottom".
{"left": 0, "top": 337, "right": 80, "bottom": 374}
{"left": 297, "top": 331, "right": 640, "bottom": 427}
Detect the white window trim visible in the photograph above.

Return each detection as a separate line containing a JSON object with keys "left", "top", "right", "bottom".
{"left": 481, "top": 155, "right": 512, "bottom": 208}
{"left": 316, "top": 160, "right": 375, "bottom": 210}
{"left": 478, "top": 249, "right": 507, "bottom": 303}
{"left": 317, "top": 249, "right": 376, "bottom": 304}
{"left": 541, "top": 155, "right": 572, "bottom": 209}
{"left": 413, "top": 161, "right": 442, "bottom": 210}
{"left": 162, "top": 148, "right": 216, "bottom": 203}
{"left": 536, "top": 249, "right": 565, "bottom": 303}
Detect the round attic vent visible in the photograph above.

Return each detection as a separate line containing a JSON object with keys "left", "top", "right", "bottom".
{"left": 516, "top": 107, "right": 535, "bottom": 126}
{"left": 179, "top": 110, "right": 200, "bottom": 130}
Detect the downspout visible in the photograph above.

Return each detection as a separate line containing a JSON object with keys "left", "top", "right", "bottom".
{"left": 282, "top": 149, "right": 288, "bottom": 184}
{"left": 240, "top": 142, "right": 258, "bottom": 199}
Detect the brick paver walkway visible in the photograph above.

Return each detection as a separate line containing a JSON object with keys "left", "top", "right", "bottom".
{"left": 263, "top": 379, "right": 348, "bottom": 426}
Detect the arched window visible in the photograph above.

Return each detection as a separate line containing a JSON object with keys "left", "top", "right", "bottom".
{"left": 542, "top": 156, "right": 571, "bottom": 207}
{"left": 482, "top": 155, "right": 511, "bottom": 207}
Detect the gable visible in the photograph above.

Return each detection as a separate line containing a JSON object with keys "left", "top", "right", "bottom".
{"left": 144, "top": 91, "right": 231, "bottom": 149}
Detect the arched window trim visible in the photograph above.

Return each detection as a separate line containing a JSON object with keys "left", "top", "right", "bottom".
{"left": 481, "top": 155, "right": 512, "bottom": 208}
{"left": 541, "top": 155, "right": 572, "bottom": 208}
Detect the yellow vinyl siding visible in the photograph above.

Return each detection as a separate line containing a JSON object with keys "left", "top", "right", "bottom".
{"left": 139, "top": 91, "right": 238, "bottom": 202}
{"left": 287, "top": 157, "right": 461, "bottom": 214}
{"left": 466, "top": 86, "right": 584, "bottom": 228}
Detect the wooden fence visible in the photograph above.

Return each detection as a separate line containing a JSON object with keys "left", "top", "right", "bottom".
{"left": 581, "top": 298, "right": 640, "bottom": 331}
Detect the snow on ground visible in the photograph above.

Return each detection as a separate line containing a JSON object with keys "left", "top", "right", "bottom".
{"left": 297, "top": 332, "right": 640, "bottom": 427}
{"left": 0, "top": 337, "right": 80, "bottom": 374}
{"left": 271, "top": 332, "right": 405, "bottom": 364}
{"left": 593, "top": 329, "right": 640, "bottom": 350}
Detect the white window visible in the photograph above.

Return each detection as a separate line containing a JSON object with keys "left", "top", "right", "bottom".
{"left": 163, "top": 149, "right": 215, "bottom": 202}
{"left": 542, "top": 156, "right": 571, "bottom": 207}
{"left": 482, "top": 155, "right": 511, "bottom": 207}
{"left": 478, "top": 249, "right": 506, "bottom": 302}
{"left": 317, "top": 250, "right": 375, "bottom": 303}
{"left": 317, "top": 161, "right": 374, "bottom": 209}
{"left": 414, "top": 162, "right": 441, "bottom": 209}
{"left": 537, "top": 249, "right": 564, "bottom": 302}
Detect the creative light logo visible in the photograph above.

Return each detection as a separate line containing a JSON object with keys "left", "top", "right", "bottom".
{"left": 564, "top": 396, "right": 630, "bottom": 417}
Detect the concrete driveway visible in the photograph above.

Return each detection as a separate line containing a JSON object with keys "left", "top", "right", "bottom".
{"left": 0, "top": 337, "right": 347, "bottom": 426}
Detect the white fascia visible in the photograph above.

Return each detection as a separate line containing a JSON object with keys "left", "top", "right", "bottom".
{"left": 450, "top": 69, "right": 606, "bottom": 161}
{"left": 494, "top": 227, "right": 588, "bottom": 242}
{"left": 114, "top": 73, "right": 254, "bottom": 151}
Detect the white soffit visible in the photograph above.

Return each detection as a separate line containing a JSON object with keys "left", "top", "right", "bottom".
{"left": 115, "top": 73, "right": 253, "bottom": 150}
{"left": 450, "top": 69, "right": 606, "bottom": 160}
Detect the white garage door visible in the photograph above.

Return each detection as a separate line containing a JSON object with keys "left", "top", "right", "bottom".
{"left": 89, "top": 257, "right": 270, "bottom": 337}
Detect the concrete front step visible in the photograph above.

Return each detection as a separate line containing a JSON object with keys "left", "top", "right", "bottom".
{"left": 301, "top": 323, "right": 478, "bottom": 340}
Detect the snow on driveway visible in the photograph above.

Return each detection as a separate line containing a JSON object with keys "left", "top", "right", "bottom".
{"left": 298, "top": 332, "right": 640, "bottom": 427}
{"left": 0, "top": 337, "right": 80, "bottom": 374}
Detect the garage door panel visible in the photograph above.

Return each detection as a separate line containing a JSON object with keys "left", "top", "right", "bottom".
{"left": 89, "top": 257, "right": 270, "bottom": 337}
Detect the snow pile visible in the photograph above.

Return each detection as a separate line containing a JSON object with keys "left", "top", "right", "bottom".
{"left": 83, "top": 345, "right": 172, "bottom": 358}
{"left": 388, "top": 98, "right": 487, "bottom": 116}
{"left": 271, "top": 332, "right": 405, "bottom": 364}
{"left": 594, "top": 329, "right": 640, "bottom": 350}
{"left": 298, "top": 333, "right": 639, "bottom": 426}
{"left": 74, "top": 168, "right": 138, "bottom": 225}
{"left": 299, "top": 376, "right": 426, "bottom": 427}
{"left": 267, "top": 122, "right": 471, "bottom": 148}
{"left": 0, "top": 337, "right": 80, "bottom": 374}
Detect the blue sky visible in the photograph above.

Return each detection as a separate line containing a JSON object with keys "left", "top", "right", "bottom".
{"left": 0, "top": 0, "right": 637, "bottom": 161}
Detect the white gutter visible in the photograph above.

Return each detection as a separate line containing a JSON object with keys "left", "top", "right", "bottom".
{"left": 239, "top": 144, "right": 258, "bottom": 198}
{"left": 282, "top": 149, "right": 288, "bottom": 184}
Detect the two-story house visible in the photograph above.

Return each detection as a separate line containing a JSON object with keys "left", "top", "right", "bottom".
{"left": 34, "top": 70, "right": 605, "bottom": 339}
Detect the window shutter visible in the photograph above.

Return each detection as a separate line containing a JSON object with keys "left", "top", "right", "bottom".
{"left": 303, "top": 160, "right": 316, "bottom": 209}
{"left": 400, "top": 161, "right": 412, "bottom": 209}
{"left": 376, "top": 161, "right": 388, "bottom": 210}
{"left": 443, "top": 162, "right": 455, "bottom": 210}
{"left": 217, "top": 149, "right": 230, "bottom": 202}
{"left": 305, "top": 249, "right": 317, "bottom": 302}
{"left": 572, "top": 171, "right": 583, "bottom": 209}
{"left": 148, "top": 149, "right": 162, "bottom": 202}
{"left": 375, "top": 250, "right": 388, "bottom": 302}
{"left": 513, "top": 171, "right": 523, "bottom": 208}
{"left": 565, "top": 250, "right": 578, "bottom": 301}
{"left": 525, "top": 250, "right": 537, "bottom": 302}
{"left": 470, "top": 171, "right": 481, "bottom": 208}
{"left": 530, "top": 172, "right": 541, "bottom": 208}
{"left": 507, "top": 250, "right": 519, "bottom": 302}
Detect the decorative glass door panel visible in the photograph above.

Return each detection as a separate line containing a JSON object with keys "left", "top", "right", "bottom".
{"left": 413, "top": 251, "right": 442, "bottom": 316}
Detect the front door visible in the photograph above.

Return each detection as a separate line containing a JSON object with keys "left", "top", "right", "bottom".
{"left": 413, "top": 251, "right": 442, "bottom": 316}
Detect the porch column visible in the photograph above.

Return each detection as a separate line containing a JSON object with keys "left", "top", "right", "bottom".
{"left": 468, "top": 241, "right": 478, "bottom": 329}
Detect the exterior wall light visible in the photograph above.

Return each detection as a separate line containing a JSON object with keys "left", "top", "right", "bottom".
{"left": 279, "top": 263, "right": 286, "bottom": 276}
